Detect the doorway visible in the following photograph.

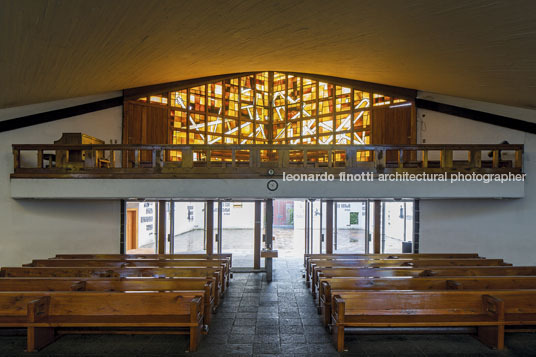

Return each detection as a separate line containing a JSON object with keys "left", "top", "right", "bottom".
{"left": 126, "top": 208, "right": 138, "bottom": 251}
{"left": 214, "top": 201, "right": 256, "bottom": 267}
{"left": 125, "top": 201, "right": 158, "bottom": 254}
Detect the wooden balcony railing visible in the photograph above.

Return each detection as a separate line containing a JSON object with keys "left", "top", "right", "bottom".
{"left": 11, "top": 144, "right": 523, "bottom": 179}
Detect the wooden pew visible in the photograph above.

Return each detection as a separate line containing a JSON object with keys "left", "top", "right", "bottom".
{"left": 0, "top": 277, "right": 217, "bottom": 325}
{"left": 54, "top": 253, "right": 233, "bottom": 267}
{"left": 29, "top": 259, "right": 231, "bottom": 289}
{"left": 330, "top": 289, "right": 536, "bottom": 352}
{"left": 304, "top": 253, "right": 480, "bottom": 266}
{"left": 0, "top": 291, "right": 204, "bottom": 352}
{"left": 319, "top": 276, "right": 536, "bottom": 326}
{"left": 307, "top": 258, "right": 508, "bottom": 285}
{"left": 312, "top": 266, "right": 536, "bottom": 297}
{"left": 0, "top": 267, "right": 225, "bottom": 296}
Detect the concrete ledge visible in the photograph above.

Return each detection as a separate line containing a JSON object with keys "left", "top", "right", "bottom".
{"left": 10, "top": 178, "right": 524, "bottom": 199}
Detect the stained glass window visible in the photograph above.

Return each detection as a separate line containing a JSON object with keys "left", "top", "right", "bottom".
{"left": 136, "top": 72, "right": 412, "bottom": 162}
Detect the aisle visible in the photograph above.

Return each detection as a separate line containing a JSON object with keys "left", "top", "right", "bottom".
{"left": 193, "top": 257, "right": 338, "bottom": 356}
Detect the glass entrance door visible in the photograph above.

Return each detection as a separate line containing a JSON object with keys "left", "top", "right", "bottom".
{"left": 334, "top": 201, "right": 368, "bottom": 253}
{"left": 171, "top": 201, "right": 206, "bottom": 253}
{"left": 215, "top": 201, "right": 255, "bottom": 267}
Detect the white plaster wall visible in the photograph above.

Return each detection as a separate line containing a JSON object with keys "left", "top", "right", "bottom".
{"left": 336, "top": 202, "right": 366, "bottom": 230}
{"left": 220, "top": 202, "right": 255, "bottom": 229}
{"left": 417, "top": 93, "right": 536, "bottom": 265}
{"left": 0, "top": 102, "right": 122, "bottom": 266}
{"left": 173, "top": 202, "right": 205, "bottom": 235}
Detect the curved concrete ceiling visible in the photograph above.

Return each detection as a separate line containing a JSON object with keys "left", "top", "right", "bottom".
{"left": 1, "top": 0, "right": 535, "bottom": 109}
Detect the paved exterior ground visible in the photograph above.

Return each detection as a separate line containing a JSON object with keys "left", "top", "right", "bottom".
{"left": 0, "top": 258, "right": 535, "bottom": 356}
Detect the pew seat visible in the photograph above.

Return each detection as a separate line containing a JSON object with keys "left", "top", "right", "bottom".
{"left": 0, "top": 291, "right": 204, "bottom": 352}
{"left": 330, "top": 289, "right": 536, "bottom": 352}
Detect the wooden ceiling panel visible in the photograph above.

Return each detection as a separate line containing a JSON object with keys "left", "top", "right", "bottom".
{"left": 1, "top": 0, "right": 535, "bottom": 109}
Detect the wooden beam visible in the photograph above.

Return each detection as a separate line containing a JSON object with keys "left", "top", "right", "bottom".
{"left": 325, "top": 200, "right": 334, "bottom": 254}
{"left": 205, "top": 200, "right": 214, "bottom": 255}
{"left": 158, "top": 201, "right": 166, "bottom": 254}
{"left": 254, "top": 201, "right": 261, "bottom": 269}
{"left": 0, "top": 97, "right": 123, "bottom": 133}
{"left": 373, "top": 200, "right": 381, "bottom": 254}
{"left": 416, "top": 98, "right": 536, "bottom": 134}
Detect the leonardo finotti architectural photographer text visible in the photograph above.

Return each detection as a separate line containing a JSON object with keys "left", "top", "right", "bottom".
{"left": 282, "top": 172, "right": 526, "bottom": 184}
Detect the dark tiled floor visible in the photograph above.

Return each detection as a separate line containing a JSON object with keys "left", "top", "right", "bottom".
{"left": 1, "top": 258, "right": 536, "bottom": 356}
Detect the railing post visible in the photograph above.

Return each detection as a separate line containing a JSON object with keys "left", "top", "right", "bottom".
{"left": 231, "top": 149, "right": 236, "bottom": 168}
{"left": 249, "top": 148, "right": 257, "bottom": 168}
{"left": 37, "top": 149, "right": 43, "bottom": 169}
{"left": 374, "top": 150, "right": 385, "bottom": 172}
{"left": 515, "top": 149, "right": 523, "bottom": 169}
{"left": 134, "top": 150, "right": 140, "bottom": 168}
{"left": 422, "top": 150, "right": 428, "bottom": 169}
{"left": 110, "top": 150, "right": 116, "bottom": 168}
{"left": 398, "top": 150, "right": 404, "bottom": 169}
{"left": 159, "top": 149, "right": 164, "bottom": 168}
{"left": 13, "top": 148, "right": 20, "bottom": 171}
{"left": 492, "top": 150, "right": 499, "bottom": 168}
{"left": 85, "top": 149, "right": 97, "bottom": 168}
{"left": 303, "top": 150, "right": 308, "bottom": 168}
{"left": 182, "top": 149, "right": 193, "bottom": 168}
{"left": 328, "top": 149, "right": 333, "bottom": 168}
{"left": 279, "top": 150, "right": 289, "bottom": 168}
{"left": 346, "top": 149, "right": 356, "bottom": 168}
{"left": 206, "top": 149, "right": 211, "bottom": 168}
{"left": 440, "top": 149, "right": 453, "bottom": 169}
{"left": 469, "top": 150, "right": 481, "bottom": 169}
{"left": 152, "top": 149, "right": 157, "bottom": 168}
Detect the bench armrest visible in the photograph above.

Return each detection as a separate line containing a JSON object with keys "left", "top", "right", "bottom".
{"left": 320, "top": 281, "right": 331, "bottom": 303}
{"left": 482, "top": 295, "right": 504, "bottom": 322}
{"left": 190, "top": 296, "right": 204, "bottom": 324}
{"left": 27, "top": 296, "right": 50, "bottom": 323}
{"left": 332, "top": 295, "right": 345, "bottom": 324}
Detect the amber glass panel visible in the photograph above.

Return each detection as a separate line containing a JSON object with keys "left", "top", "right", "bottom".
{"left": 288, "top": 75, "right": 301, "bottom": 103}
{"left": 189, "top": 113, "right": 206, "bottom": 144}
{"left": 354, "top": 90, "right": 371, "bottom": 109}
{"left": 256, "top": 124, "right": 268, "bottom": 142}
{"left": 207, "top": 82, "right": 223, "bottom": 115}
{"left": 172, "top": 110, "right": 188, "bottom": 130}
{"left": 373, "top": 93, "right": 391, "bottom": 106}
{"left": 172, "top": 131, "right": 187, "bottom": 145}
{"left": 171, "top": 90, "right": 187, "bottom": 109}
{"left": 319, "top": 134, "right": 333, "bottom": 145}
{"left": 302, "top": 102, "right": 317, "bottom": 117}
{"left": 354, "top": 111, "right": 371, "bottom": 130}
{"left": 261, "top": 150, "right": 279, "bottom": 162}
{"left": 288, "top": 104, "right": 301, "bottom": 121}
{"left": 303, "top": 79, "right": 317, "bottom": 101}
{"left": 150, "top": 94, "right": 168, "bottom": 105}
{"left": 302, "top": 118, "right": 317, "bottom": 137}
{"left": 273, "top": 123, "right": 286, "bottom": 144}
{"left": 335, "top": 114, "right": 352, "bottom": 133}
{"left": 224, "top": 79, "right": 239, "bottom": 117}
{"left": 318, "top": 100, "right": 333, "bottom": 115}
{"left": 189, "top": 86, "right": 206, "bottom": 112}
{"left": 336, "top": 86, "right": 352, "bottom": 113}
{"left": 335, "top": 133, "right": 351, "bottom": 145}
{"left": 318, "top": 82, "right": 333, "bottom": 99}
{"left": 356, "top": 150, "right": 373, "bottom": 162}
{"left": 319, "top": 116, "right": 333, "bottom": 134}
{"left": 354, "top": 130, "right": 371, "bottom": 145}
